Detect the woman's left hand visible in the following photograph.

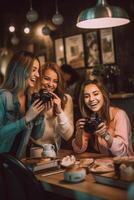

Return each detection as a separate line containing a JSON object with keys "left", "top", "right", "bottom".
{"left": 49, "top": 92, "right": 62, "bottom": 114}
{"left": 94, "top": 122, "right": 107, "bottom": 137}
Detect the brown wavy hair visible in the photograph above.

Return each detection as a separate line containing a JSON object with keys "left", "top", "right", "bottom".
{"left": 79, "top": 79, "right": 110, "bottom": 124}
{"left": 41, "top": 62, "right": 67, "bottom": 109}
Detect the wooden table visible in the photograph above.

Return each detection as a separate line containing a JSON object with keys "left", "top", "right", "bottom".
{"left": 36, "top": 149, "right": 128, "bottom": 200}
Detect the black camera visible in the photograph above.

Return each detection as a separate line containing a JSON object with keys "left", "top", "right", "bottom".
{"left": 32, "top": 89, "right": 54, "bottom": 104}
{"left": 84, "top": 113, "right": 102, "bottom": 134}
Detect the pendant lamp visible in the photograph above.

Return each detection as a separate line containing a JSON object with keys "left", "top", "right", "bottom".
{"left": 42, "top": 25, "right": 51, "bottom": 35}
{"left": 26, "top": 0, "right": 39, "bottom": 22}
{"left": 11, "top": 34, "right": 19, "bottom": 45}
{"left": 52, "top": 0, "right": 64, "bottom": 26}
{"left": 76, "top": 0, "right": 130, "bottom": 29}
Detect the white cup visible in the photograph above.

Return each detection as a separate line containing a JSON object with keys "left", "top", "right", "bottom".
{"left": 30, "top": 147, "right": 43, "bottom": 158}
{"left": 42, "top": 144, "right": 56, "bottom": 158}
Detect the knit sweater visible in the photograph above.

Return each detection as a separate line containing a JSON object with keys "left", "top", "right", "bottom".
{"left": 36, "top": 94, "right": 74, "bottom": 151}
{"left": 72, "top": 107, "right": 134, "bottom": 156}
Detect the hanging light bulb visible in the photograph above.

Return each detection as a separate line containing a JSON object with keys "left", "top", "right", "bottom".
{"left": 52, "top": 0, "right": 64, "bottom": 26}
{"left": 24, "top": 25, "right": 30, "bottom": 34}
{"left": 11, "top": 34, "right": 19, "bottom": 45}
{"left": 9, "top": 25, "right": 15, "bottom": 33}
{"left": 26, "top": 0, "right": 39, "bottom": 22}
{"left": 42, "top": 25, "right": 51, "bottom": 35}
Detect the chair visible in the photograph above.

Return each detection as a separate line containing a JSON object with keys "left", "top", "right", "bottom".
{"left": 0, "top": 153, "right": 45, "bottom": 200}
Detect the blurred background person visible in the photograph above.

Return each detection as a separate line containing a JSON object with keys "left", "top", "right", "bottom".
{"left": 60, "top": 63, "right": 84, "bottom": 122}
{"left": 60, "top": 64, "right": 80, "bottom": 99}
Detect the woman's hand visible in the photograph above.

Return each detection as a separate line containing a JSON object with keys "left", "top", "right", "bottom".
{"left": 25, "top": 99, "right": 45, "bottom": 123}
{"left": 94, "top": 122, "right": 107, "bottom": 137}
{"left": 76, "top": 118, "right": 87, "bottom": 132}
{"left": 75, "top": 118, "right": 89, "bottom": 148}
{"left": 49, "top": 92, "right": 62, "bottom": 114}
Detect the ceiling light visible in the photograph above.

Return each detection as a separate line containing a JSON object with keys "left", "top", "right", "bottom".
{"left": 24, "top": 26, "right": 30, "bottom": 34}
{"left": 26, "top": 0, "right": 39, "bottom": 22}
{"left": 11, "top": 35, "right": 19, "bottom": 45}
{"left": 52, "top": 0, "right": 64, "bottom": 26}
{"left": 76, "top": 0, "right": 130, "bottom": 29}
{"left": 42, "top": 25, "right": 51, "bottom": 35}
{"left": 9, "top": 25, "right": 15, "bottom": 33}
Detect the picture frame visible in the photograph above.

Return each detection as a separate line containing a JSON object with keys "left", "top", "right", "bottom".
{"left": 65, "top": 34, "right": 85, "bottom": 69}
{"left": 85, "top": 31, "right": 100, "bottom": 67}
{"left": 100, "top": 28, "right": 115, "bottom": 64}
{"left": 54, "top": 38, "right": 65, "bottom": 66}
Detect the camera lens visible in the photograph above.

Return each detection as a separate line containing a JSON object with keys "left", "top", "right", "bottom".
{"left": 31, "top": 89, "right": 53, "bottom": 104}
{"left": 40, "top": 89, "right": 53, "bottom": 103}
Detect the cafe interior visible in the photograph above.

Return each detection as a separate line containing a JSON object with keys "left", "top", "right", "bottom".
{"left": 0, "top": 0, "right": 134, "bottom": 200}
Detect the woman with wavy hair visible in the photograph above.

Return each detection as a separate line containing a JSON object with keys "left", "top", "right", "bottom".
{"left": 72, "top": 79, "right": 134, "bottom": 156}
{"left": 0, "top": 51, "right": 45, "bottom": 158}
{"left": 33, "top": 62, "right": 74, "bottom": 151}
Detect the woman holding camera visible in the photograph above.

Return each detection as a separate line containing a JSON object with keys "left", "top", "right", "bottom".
{"left": 33, "top": 62, "right": 74, "bottom": 151}
{"left": 72, "top": 79, "right": 134, "bottom": 156}
{"left": 0, "top": 51, "right": 45, "bottom": 158}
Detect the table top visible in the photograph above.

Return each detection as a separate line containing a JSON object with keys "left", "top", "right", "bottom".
{"left": 36, "top": 149, "right": 128, "bottom": 200}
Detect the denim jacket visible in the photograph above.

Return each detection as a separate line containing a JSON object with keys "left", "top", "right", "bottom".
{"left": 0, "top": 89, "right": 44, "bottom": 157}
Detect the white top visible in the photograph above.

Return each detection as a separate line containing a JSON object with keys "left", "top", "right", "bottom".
{"left": 36, "top": 94, "right": 74, "bottom": 151}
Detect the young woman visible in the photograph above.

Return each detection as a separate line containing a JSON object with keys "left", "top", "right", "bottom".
{"left": 34, "top": 62, "right": 74, "bottom": 151}
{"left": 0, "top": 51, "right": 45, "bottom": 158}
{"left": 72, "top": 79, "right": 134, "bottom": 156}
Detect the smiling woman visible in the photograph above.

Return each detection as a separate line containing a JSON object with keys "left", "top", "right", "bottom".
{"left": 33, "top": 62, "right": 74, "bottom": 152}
{"left": 0, "top": 51, "right": 45, "bottom": 158}
{"left": 72, "top": 79, "right": 134, "bottom": 157}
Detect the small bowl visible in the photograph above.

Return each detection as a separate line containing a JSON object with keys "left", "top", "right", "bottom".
{"left": 64, "top": 165, "right": 86, "bottom": 183}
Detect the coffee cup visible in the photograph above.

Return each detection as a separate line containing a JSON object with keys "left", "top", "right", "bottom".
{"left": 30, "top": 147, "right": 43, "bottom": 158}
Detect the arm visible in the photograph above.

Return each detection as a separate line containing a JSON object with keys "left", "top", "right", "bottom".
{"left": 31, "top": 114, "right": 45, "bottom": 139}
{"left": 55, "top": 94, "right": 74, "bottom": 141}
{"left": 72, "top": 118, "right": 90, "bottom": 153}
{"left": 0, "top": 91, "right": 45, "bottom": 142}
{"left": 0, "top": 92, "right": 27, "bottom": 139}
{"left": 109, "top": 109, "right": 133, "bottom": 156}
{"left": 72, "top": 131, "right": 90, "bottom": 153}
{"left": 95, "top": 109, "right": 133, "bottom": 156}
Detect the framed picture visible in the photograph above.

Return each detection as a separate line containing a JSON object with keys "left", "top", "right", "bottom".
{"left": 54, "top": 38, "right": 65, "bottom": 66}
{"left": 65, "top": 34, "right": 85, "bottom": 69}
{"left": 85, "top": 31, "right": 100, "bottom": 67}
{"left": 100, "top": 28, "right": 115, "bottom": 64}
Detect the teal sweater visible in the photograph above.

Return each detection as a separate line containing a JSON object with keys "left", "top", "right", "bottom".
{"left": 0, "top": 89, "right": 44, "bottom": 157}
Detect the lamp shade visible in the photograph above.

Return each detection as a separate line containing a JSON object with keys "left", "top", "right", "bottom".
{"left": 76, "top": 0, "right": 130, "bottom": 29}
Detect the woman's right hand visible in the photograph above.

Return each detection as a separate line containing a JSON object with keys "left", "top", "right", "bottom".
{"left": 75, "top": 118, "right": 89, "bottom": 148}
{"left": 76, "top": 118, "right": 87, "bottom": 132}
{"left": 25, "top": 99, "right": 45, "bottom": 123}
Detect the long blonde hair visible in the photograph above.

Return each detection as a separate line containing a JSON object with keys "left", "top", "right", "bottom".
{"left": 1, "top": 51, "right": 41, "bottom": 94}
